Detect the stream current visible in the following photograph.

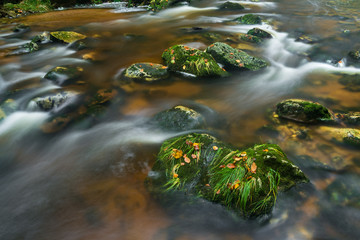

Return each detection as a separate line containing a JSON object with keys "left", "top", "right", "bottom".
{"left": 0, "top": 0, "right": 360, "bottom": 239}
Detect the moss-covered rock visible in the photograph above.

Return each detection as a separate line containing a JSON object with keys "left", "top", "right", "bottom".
{"left": 276, "top": 99, "right": 333, "bottom": 123}
{"left": 234, "top": 14, "right": 262, "bottom": 25}
{"left": 295, "top": 34, "right": 319, "bottom": 44}
{"left": 0, "top": 99, "right": 18, "bottom": 121}
{"left": 147, "top": 133, "right": 308, "bottom": 217}
{"left": 44, "top": 65, "right": 84, "bottom": 86}
{"left": 49, "top": 31, "right": 86, "bottom": 44}
{"left": 152, "top": 105, "right": 206, "bottom": 131}
{"left": 162, "top": 45, "right": 227, "bottom": 77}
{"left": 218, "top": 1, "right": 245, "bottom": 10}
{"left": 148, "top": 0, "right": 190, "bottom": 12}
{"left": 334, "top": 112, "right": 360, "bottom": 126}
{"left": 317, "top": 127, "right": 360, "bottom": 147}
{"left": 12, "top": 23, "right": 30, "bottom": 33}
{"left": 205, "top": 42, "right": 268, "bottom": 71}
{"left": 124, "top": 62, "right": 169, "bottom": 82}
{"left": 338, "top": 74, "right": 360, "bottom": 92}
{"left": 28, "top": 91, "right": 79, "bottom": 111}
{"left": 247, "top": 28, "right": 272, "bottom": 39}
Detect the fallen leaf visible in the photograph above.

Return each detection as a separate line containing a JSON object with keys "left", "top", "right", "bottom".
{"left": 172, "top": 149, "right": 183, "bottom": 159}
{"left": 205, "top": 184, "right": 210, "bottom": 187}
{"left": 181, "top": 162, "right": 185, "bottom": 166}
{"left": 182, "top": 65, "right": 186, "bottom": 70}
{"left": 140, "top": 69, "right": 144, "bottom": 72}
{"left": 236, "top": 59, "right": 240, "bottom": 63}
{"left": 251, "top": 162, "right": 257, "bottom": 173}
{"left": 191, "top": 154, "right": 197, "bottom": 159}
{"left": 263, "top": 149, "right": 269, "bottom": 152}
{"left": 193, "top": 143, "right": 200, "bottom": 151}
{"left": 171, "top": 49, "right": 174, "bottom": 54}
{"left": 233, "top": 156, "right": 242, "bottom": 161}
{"left": 240, "top": 152, "right": 247, "bottom": 157}
{"left": 216, "top": 189, "right": 221, "bottom": 194}
{"left": 227, "top": 163, "right": 236, "bottom": 169}
{"left": 161, "top": 66, "right": 167, "bottom": 69}
{"left": 219, "top": 165, "right": 226, "bottom": 168}
{"left": 230, "top": 52, "right": 234, "bottom": 55}
{"left": 184, "top": 156, "right": 191, "bottom": 163}
{"left": 150, "top": 63, "right": 153, "bottom": 66}
{"left": 213, "top": 146, "right": 218, "bottom": 151}
{"left": 173, "top": 173, "right": 178, "bottom": 178}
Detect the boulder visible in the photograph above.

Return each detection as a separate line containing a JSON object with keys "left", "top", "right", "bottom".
{"left": 348, "top": 49, "right": 360, "bottom": 62}
{"left": 275, "top": 99, "right": 333, "bottom": 123}
{"left": 147, "top": 133, "right": 308, "bottom": 217}
{"left": 44, "top": 65, "right": 84, "bottom": 86}
{"left": 152, "top": 105, "right": 206, "bottom": 131}
{"left": 218, "top": 1, "right": 245, "bottom": 10}
{"left": 124, "top": 62, "right": 169, "bottom": 82}
{"left": 162, "top": 45, "right": 227, "bottom": 77}
{"left": 234, "top": 14, "right": 262, "bottom": 25}
{"left": 49, "top": 31, "right": 86, "bottom": 44}
{"left": 335, "top": 112, "right": 360, "bottom": 126}
{"left": 247, "top": 28, "right": 272, "bottom": 39}
{"left": 239, "top": 33, "right": 263, "bottom": 44}
{"left": 205, "top": 42, "right": 268, "bottom": 71}
{"left": 317, "top": 127, "right": 360, "bottom": 147}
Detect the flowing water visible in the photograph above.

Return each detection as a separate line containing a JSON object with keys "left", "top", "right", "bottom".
{"left": 0, "top": 0, "right": 360, "bottom": 239}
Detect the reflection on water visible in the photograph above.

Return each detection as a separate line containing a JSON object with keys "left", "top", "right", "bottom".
{"left": 0, "top": 0, "right": 359, "bottom": 239}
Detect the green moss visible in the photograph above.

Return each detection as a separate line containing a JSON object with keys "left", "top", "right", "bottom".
{"left": 149, "top": 133, "right": 308, "bottom": 217}
{"left": 148, "top": 0, "right": 170, "bottom": 11}
{"left": 44, "top": 65, "right": 84, "bottom": 86}
{"left": 234, "top": 14, "right": 262, "bottom": 25}
{"left": 124, "top": 62, "right": 169, "bottom": 82}
{"left": 162, "top": 45, "right": 227, "bottom": 77}
{"left": 239, "top": 33, "right": 263, "bottom": 44}
{"left": 50, "top": 31, "right": 86, "bottom": 44}
{"left": 205, "top": 42, "right": 268, "bottom": 71}
{"left": 276, "top": 99, "right": 332, "bottom": 123}
{"left": 4, "top": 0, "right": 52, "bottom": 13}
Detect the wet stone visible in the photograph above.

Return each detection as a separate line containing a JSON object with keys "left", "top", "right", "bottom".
{"left": 49, "top": 31, "right": 87, "bottom": 44}
{"left": 218, "top": 1, "right": 245, "bottom": 10}
{"left": 275, "top": 99, "right": 333, "bottom": 123}
{"left": 348, "top": 49, "right": 360, "bottom": 62}
{"left": 247, "top": 28, "right": 272, "bottom": 39}
{"left": 335, "top": 112, "right": 360, "bottom": 126}
{"left": 152, "top": 105, "right": 206, "bottom": 131}
{"left": 238, "top": 33, "right": 263, "bottom": 44}
{"left": 124, "top": 62, "right": 169, "bottom": 82}
{"left": 205, "top": 42, "right": 268, "bottom": 71}
{"left": 44, "top": 65, "right": 84, "bottom": 86}
{"left": 28, "top": 91, "right": 79, "bottom": 111}
{"left": 338, "top": 74, "right": 360, "bottom": 92}
{"left": 317, "top": 127, "right": 360, "bottom": 148}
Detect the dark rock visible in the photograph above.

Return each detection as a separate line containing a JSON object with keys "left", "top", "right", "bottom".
{"left": 28, "top": 91, "right": 79, "bottom": 111}
{"left": 234, "top": 14, "right": 262, "bottom": 25}
{"left": 147, "top": 133, "right": 308, "bottom": 217}
{"left": 205, "top": 42, "right": 268, "bottom": 71}
{"left": 152, "top": 105, "right": 206, "bottom": 131}
{"left": 275, "top": 99, "right": 333, "bottom": 123}
{"left": 348, "top": 49, "right": 360, "bottom": 62}
{"left": 317, "top": 126, "right": 360, "bottom": 148}
{"left": 12, "top": 23, "right": 30, "bottom": 33}
{"left": 338, "top": 74, "right": 360, "bottom": 92}
{"left": 124, "top": 62, "right": 169, "bottom": 82}
{"left": 335, "top": 112, "right": 360, "bottom": 126}
{"left": 218, "top": 1, "right": 245, "bottom": 10}
{"left": 247, "top": 28, "right": 272, "bottom": 39}
{"left": 162, "top": 45, "right": 227, "bottom": 77}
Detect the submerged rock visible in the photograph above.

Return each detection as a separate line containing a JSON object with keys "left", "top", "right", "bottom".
{"left": 147, "top": 133, "right": 308, "bottom": 217}
{"left": 124, "top": 62, "right": 169, "bottom": 82}
{"left": 335, "top": 112, "right": 360, "bottom": 126}
{"left": 205, "top": 42, "right": 268, "bottom": 71}
{"left": 247, "top": 28, "right": 272, "bottom": 39}
{"left": 276, "top": 99, "right": 333, "bottom": 123}
{"left": 338, "top": 74, "right": 360, "bottom": 92}
{"left": 44, "top": 65, "right": 84, "bottom": 86}
{"left": 218, "top": 1, "right": 244, "bottom": 10}
{"left": 49, "top": 31, "right": 86, "bottom": 44}
{"left": 317, "top": 127, "right": 360, "bottom": 147}
{"left": 31, "top": 32, "right": 51, "bottom": 44}
{"left": 152, "top": 105, "right": 206, "bottom": 131}
{"left": 348, "top": 49, "right": 360, "bottom": 62}
{"left": 12, "top": 23, "right": 30, "bottom": 33}
{"left": 0, "top": 99, "right": 18, "bottom": 121}
{"left": 234, "top": 14, "right": 262, "bottom": 25}
{"left": 162, "top": 45, "right": 227, "bottom": 77}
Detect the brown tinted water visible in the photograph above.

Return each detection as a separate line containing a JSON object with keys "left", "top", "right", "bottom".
{"left": 0, "top": 1, "right": 360, "bottom": 240}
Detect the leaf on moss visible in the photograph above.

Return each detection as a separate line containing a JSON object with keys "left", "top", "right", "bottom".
{"left": 251, "top": 162, "right": 257, "bottom": 173}
{"left": 227, "top": 163, "right": 236, "bottom": 169}
{"left": 172, "top": 149, "right": 183, "bottom": 159}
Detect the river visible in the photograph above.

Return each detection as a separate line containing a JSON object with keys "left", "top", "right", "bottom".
{"left": 0, "top": 0, "right": 359, "bottom": 239}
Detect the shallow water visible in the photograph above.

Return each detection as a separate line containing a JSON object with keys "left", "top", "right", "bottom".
{"left": 0, "top": 1, "right": 359, "bottom": 239}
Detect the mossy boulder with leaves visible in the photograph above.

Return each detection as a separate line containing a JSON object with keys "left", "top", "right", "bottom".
{"left": 234, "top": 14, "right": 262, "bottom": 25}
{"left": 218, "top": 1, "right": 244, "bottom": 10}
{"left": 44, "top": 65, "right": 84, "bottom": 86}
{"left": 238, "top": 33, "right": 263, "bottom": 44}
{"left": 147, "top": 133, "right": 308, "bottom": 217}
{"left": 276, "top": 99, "right": 333, "bottom": 123}
{"left": 152, "top": 105, "right": 206, "bottom": 131}
{"left": 162, "top": 45, "right": 227, "bottom": 77}
{"left": 50, "top": 31, "right": 86, "bottom": 44}
{"left": 205, "top": 42, "right": 268, "bottom": 71}
{"left": 247, "top": 28, "right": 272, "bottom": 39}
{"left": 124, "top": 62, "right": 169, "bottom": 82}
